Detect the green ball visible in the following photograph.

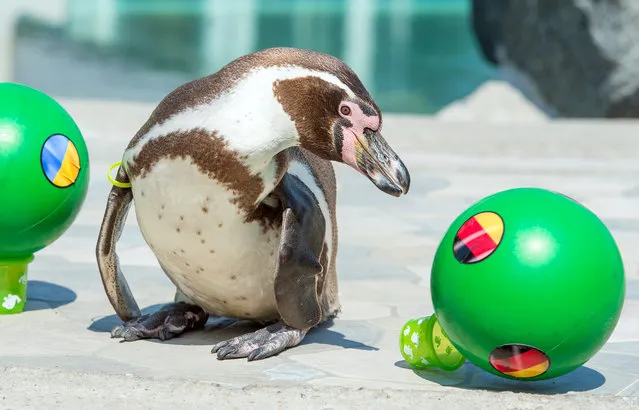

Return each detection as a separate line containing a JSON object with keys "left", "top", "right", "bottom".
{"left": 431, "top": 187, "right": 625, "bottom": 381}
{"left": 0, "top": 83, "right": 89, "bottom": 258}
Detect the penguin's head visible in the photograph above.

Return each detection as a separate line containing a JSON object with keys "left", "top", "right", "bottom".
{"left": 330, "top": 97, "right": 410, "bottom": 197}
{"left": 271, "top": 50, "right": 410, "bottom": 197}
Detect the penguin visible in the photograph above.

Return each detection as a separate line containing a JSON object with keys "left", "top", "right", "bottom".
{"left": 96, "top": 47, "right": 410, "bottom": 361}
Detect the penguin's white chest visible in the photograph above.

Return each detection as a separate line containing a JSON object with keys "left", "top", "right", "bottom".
{"left": 129, "top": 158, "right": 281, "bottom": 320}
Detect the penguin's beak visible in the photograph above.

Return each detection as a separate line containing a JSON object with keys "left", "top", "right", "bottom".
{"left": 352, "top": 128, "right": 410, "bottom": 197}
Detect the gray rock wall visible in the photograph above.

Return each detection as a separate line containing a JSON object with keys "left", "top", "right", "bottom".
{"left": 472, "top": 0, "right": 639, "bottom": 118}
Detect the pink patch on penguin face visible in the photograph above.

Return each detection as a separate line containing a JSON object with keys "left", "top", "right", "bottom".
{"left": 339, "top": 101, "right": 380, "bottom": 135}
{"left": 338, "top": 101, "right": 379, "bottom": 171}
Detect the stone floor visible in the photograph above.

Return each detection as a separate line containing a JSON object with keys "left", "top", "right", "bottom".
{"left": 1, "top": 100, "right": 639, "bottom": 407}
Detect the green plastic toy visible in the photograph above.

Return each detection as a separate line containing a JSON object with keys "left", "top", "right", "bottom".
{"left": 400, "top": 187, "right": 625, "bottom": 381}
{"left": 0, "top": 82, "right": 89, "bottom": 314}
{"left": 400, "top": 315, "right": 466, "bottom": 371}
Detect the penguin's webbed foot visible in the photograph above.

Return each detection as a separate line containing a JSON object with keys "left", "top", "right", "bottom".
{"left": 211, "top": 321, "right": 307, "bottom": 361}
{"left": 111, "top": 302, "right": 209, "bottom": 341}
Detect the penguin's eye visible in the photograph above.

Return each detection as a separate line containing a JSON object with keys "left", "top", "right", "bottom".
{"left": 340, "top": 105, "right": 351, "bottom": 116}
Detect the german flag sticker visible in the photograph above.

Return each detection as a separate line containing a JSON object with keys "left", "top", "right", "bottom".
{"left": 489, "top": 344, "right": 550, "bottom": 379}
{"left": 41, "top": 134, "right": 81, "bottom": 188}
{"left": 453, "top": 211, "right": 504, "bottom": 264}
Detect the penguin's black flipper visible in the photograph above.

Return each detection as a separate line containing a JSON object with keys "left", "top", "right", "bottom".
{"left": 211, "top": 172, "right": 327, "bottom": 361}
{"left": 273, "top": 173, "right": 327, "bottom": 330}
{"left": 274, "top": 207, "right": 324, "bottom": 329}
{"left": 96, "top": 165, "right": 141, "bottom": 322}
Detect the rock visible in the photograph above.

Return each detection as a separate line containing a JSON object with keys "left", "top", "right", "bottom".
{"left": 436, "top": 80, "right": 549, "bottom": 123}
{"left": 471, "top": 0, "right": 639, "bottom": 118}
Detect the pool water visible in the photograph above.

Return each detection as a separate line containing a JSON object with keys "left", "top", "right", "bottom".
{"left": 14, "top": 0, "right": 495, "bottom": 114}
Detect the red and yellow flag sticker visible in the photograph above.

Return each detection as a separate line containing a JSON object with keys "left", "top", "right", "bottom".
{"left": 453, "top": 211, "right": 504, "bottom": 264}
{"left": 489, "top": 344, "right": 550, "bottom": 378}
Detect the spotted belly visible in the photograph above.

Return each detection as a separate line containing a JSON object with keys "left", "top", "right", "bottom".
{"left": 129, "top": 158, "right": 282, "bottom": 320}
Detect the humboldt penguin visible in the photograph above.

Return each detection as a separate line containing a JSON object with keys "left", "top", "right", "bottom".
{"left": 96, "top": 47, "right": 410, "bottom": 361}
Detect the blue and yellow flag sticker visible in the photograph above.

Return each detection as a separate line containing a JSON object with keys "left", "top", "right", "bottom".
{"left": 41, "top": 134, "right": 81, "bottom": 188}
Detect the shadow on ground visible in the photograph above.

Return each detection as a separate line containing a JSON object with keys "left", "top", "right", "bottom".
{"left": 88, "top": 304, "right": 378, "bottom": 352}
{"left": 394, "top": 360, "right": 605, "bottom": 394}
{"left": 24, "top": 280, "right": 77, "bottom": 311}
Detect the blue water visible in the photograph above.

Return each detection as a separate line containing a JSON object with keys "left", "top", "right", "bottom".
{"left": 14, "top": 0, "right": 496, "bottom": 114}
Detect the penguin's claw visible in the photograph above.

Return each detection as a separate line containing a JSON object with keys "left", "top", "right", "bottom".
{"left": 110, "top": 302, "right": 209, "bottom": 342}
{"left": 211, "top": 321, "right": 308, "bottom": 361}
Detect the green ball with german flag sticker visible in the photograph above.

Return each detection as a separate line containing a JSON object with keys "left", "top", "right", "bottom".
{"left": 431, "top": 187, "right": 625, "bottom": 381}
{"left": 0, "top": 82, "right": 89, "bottom": 259}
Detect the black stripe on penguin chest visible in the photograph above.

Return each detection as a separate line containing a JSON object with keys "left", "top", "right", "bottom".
{"left": 125, "top": 128, "right": 287, "bottom": 234}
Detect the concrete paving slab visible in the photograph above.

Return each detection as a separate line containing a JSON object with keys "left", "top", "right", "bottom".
{"left": 1, "top": 99, "right": 639, "bottom": 408}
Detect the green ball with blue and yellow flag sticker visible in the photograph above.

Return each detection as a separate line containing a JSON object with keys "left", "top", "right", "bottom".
{"left": 0, "top": 82, "right": 89, "bottom": 312}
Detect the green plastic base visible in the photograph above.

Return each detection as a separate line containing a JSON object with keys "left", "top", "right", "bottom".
{"left": 399, "top": 315, "right": 466, "bottom": 371}
{"left": 0, "top": 255, "right": 33, "bottom": 314}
